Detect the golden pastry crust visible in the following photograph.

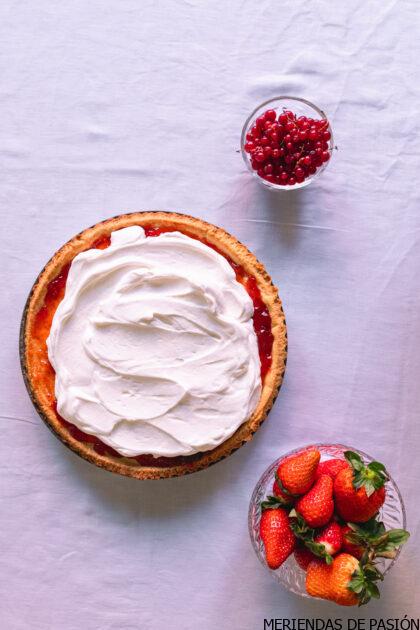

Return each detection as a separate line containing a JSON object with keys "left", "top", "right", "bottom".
{"left": 20, "top": 212, "right": 287, "bottom": 479}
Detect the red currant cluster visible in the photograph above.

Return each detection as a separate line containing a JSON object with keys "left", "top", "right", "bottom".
{"left": 244, "top": 108, "right": 332, "bottom": 186}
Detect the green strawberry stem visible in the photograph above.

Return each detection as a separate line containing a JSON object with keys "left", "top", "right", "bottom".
{"left": 348, "top": 559, "right": 384, "bottom": 606}
{"left": 346, "top": 519, "right": 410, "bottom": 559}
{"left": 261, "top": 495, "right": 292, "bottom": 511}
{"left": 291, "top": 509, "right": 410, "bottom": 568}
{"left": 304, "top": 540, "right": 334, "bottom": 564}
{"left": 289, "top": 511, "right": 315, "bottom": 539}
{"left": 290, "top": 513, "right": 334, "bottom": 564}
{"left": 344, "top": 451, "right": 389, "bottom": 497}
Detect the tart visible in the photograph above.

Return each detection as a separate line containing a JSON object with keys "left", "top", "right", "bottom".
{"left": 20, "top": 212, "right": 287, "bottom": 479}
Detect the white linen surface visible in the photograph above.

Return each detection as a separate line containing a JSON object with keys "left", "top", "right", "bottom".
{"left": 1, "top": 1, "right": 419, "bottom": 628}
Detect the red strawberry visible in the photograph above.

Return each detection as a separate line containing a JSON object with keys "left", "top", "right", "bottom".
{"left": 278, "top": 448, "right": 320, "bottom": 495}
{"left": 305, "top": 521, "right": 343, "bottom": 563}
{"left": 294, "top": 544, "right": 317, "bottom": 571}
{"left": 341, "top": 525, "right": 364, "bottom": 560}
{"left": 306, "top": 553, "right": 360, "bottom": 606}
{"left": 307, "top": 552, "right": 386, "bottom": 606}
{"left": 295, "top": 474, "right": 334, "bottom": 528}
{"left": 334, "top": 451, "right": 387, "bottom": 523}
{"left": 316, "top": 522, "right": 343, "bottom": 555}
{"left": 259, "top": 508, "right": 296, "bottom": 570}
{"left": 316, "top": 458, "right": 349, "bottom": 480}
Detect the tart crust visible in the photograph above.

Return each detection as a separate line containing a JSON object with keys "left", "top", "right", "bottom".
{"left": 20, "top": 212, "right": 287, "bottom": 479}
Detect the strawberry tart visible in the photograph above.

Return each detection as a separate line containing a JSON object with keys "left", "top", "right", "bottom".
{"left": 20, "top": 212, "right": 287, "bottom": 479}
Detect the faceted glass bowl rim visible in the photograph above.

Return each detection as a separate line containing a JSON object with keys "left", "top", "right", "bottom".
{"left": 248, "top": 443, "right": 407, "bottom": 597}
{"left": 240, "top": 96, "right": 334, "bottom": 191}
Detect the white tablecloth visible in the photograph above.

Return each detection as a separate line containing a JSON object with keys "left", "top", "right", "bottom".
{"left": 1, "top": 1, "right": 419, "bottom": 628}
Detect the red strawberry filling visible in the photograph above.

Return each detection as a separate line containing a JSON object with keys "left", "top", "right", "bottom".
{"left": 33, "top": 225, "right": 274, "bottom": 466}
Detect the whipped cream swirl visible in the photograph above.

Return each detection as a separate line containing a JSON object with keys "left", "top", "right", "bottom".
{"left": 47, "top": 226, "right": 261, "bottom": 458}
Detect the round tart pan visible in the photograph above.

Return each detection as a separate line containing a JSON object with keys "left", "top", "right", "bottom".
{"left": 20, "top": 212, "right": 287, "bottom": 479}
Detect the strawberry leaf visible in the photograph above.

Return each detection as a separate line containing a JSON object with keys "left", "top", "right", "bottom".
{"left": 367, "top": 461, "right": 386, "bottom": 472}
{"left": 363, "top": 479, "right": 377, "bottom": 498}
{"left": 290, "top": 513, "right": 315, "bottom": 541}
{"left": 362, "top": 563, "right": 383, "bottom": 581}
{"left": 261, "top": 495, "right": 290, "bottom": 511}
{"left": 367, "top": 582, "right": 381, "bottom": 599}
{"left": 385, "top": 529, "right": 410, "bottom": 545}
{"left": 374, "top": 529, "right": 410, "bottom": 556}
{"left": 345, "top": 530, "right": 368, "bottom": 547}
{"left": 346, "top": 451, "right": 389, "bottom": 495}
{"left": 347, "top": 518, "right": 385, "bottom": 539}
{"left": 305, "top": 540, "right": 333, "bottom": 564}
{"left": 348, "top": 561, "right": 384, "bottom": 606}
{"left": 348, "top": 576, "right": 364, "bottom": 594}
{"left": 344, "top": 451, "right": 364, "bottom": 472}
{"left": 346, "top": 520, "right": 410, "bottom": 559}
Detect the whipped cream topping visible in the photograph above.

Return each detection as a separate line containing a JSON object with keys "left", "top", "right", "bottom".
{"left": 47, "top": 226, "right": 262, "bottom": 457}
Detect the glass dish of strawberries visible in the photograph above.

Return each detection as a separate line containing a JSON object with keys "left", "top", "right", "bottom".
{"left": 248, "top": 444, "right": 409, "bottom": 606}
{"left": 241, "top": 96, "right": 333, "bottom": 190}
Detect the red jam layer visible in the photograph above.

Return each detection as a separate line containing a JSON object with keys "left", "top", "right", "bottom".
{"left": 35, "top": 225, "right": 274, "bottom": 465}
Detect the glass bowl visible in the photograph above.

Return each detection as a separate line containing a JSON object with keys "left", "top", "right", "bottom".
{"left": 241, "top": 96, "right": 333, "bottom": 191}
{"left": 248, "top": 444, "right": 406, "bottom": 598}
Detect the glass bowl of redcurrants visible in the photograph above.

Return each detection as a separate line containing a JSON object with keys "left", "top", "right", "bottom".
{"left": 241, "top": 96, "right": 333, "bottom": 190}
{"left": 248, "top": 444, "right": 408, "bottom": 606}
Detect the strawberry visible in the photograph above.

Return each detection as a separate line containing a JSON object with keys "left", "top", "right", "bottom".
{"left": 306, "top": 553, "right": 361, "bottom": 606}
{"left": 277, "top": 448, "right": 320, "bottom": 495}
{"left": 334, "top": 451, "right": 387, "bottom": 523}
{"left": 295, "top": 474, "right": 334, "bottom": 528}
{"left": 294, "top": 544, "right": 317, "bottom": 571}
{"left": 305, "top": 521, "right": 343, "bottom": 564}
{"left": 291, "top": 514, "right": 343, "bottom": 564}
{"left": 316, "top": 458, "right": 349, "bottom": 480}
{"left": 316, "top": 522, "right": 343, "bottom": 556}
{"left": 306, "top": 558, "right": 335, "bottom": 602}
{"left": 259, "top": 508, "right": 296, "bottom": 570}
